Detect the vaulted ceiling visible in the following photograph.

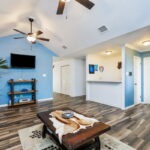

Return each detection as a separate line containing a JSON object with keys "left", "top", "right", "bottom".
{"left": 0, "top": 0, "right": 150, "bottom": 56}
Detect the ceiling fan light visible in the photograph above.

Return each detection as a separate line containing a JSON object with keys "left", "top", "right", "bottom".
{"left": 27, "top": 35, "right": 36, "bottom": 42}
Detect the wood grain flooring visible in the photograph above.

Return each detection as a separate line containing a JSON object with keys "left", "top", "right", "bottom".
{"left": 0, "top": 93, "right": 150, "bottom": 150}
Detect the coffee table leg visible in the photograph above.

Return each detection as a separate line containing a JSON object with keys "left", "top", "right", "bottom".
{"left": 95, "top": 137, "right": 101, "bottom": 150}
{"left": 42, "top": 125, "right": 47, "bottom": 138}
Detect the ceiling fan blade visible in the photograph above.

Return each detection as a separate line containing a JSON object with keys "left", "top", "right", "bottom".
{"left": 75, "top": 0, "right": 95, "bottom": 9}
{"left": 57, "top": 0, "right": 65, "bottom": 15}
{"left": 37, "top": 37, "right": 50, "bottom": 42}
{"left": 13, "top": 29, "right": 26, "bottom": 35}
{"left": 14, "top": 37, "right": 25, "bottom": 39}
{"left": 35, "top": 30, "right": 43, "bottom": 36}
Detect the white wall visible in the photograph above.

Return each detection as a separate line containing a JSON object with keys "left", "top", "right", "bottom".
{"left": 86, "top": 82, "right": 123, "bottom": 108}
{"left": 86, "top": 50, "right": 124, "bottom": 109}
{"left": 53, "top": 58, "right": 86, "bottom": 97}
{"left": 86, "top": 53, "right": 122, "bottom": 82}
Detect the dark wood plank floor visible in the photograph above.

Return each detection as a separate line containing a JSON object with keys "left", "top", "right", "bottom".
{"left": 0, "top": 93, "right": 150, "bottom": 150}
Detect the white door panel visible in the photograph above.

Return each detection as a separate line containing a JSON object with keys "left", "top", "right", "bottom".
{"left": 144, "top": 57, "right": 150, "bottom": 103}
{"left": 134, "top": 56, "right": 141, "bottom": 104}
{"left": 61, "top": 65, "right": 70, "bottom": 95}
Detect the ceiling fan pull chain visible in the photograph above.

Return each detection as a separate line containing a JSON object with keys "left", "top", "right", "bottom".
{"left": 30, "top": 43, "right": 33, "bottom": 51}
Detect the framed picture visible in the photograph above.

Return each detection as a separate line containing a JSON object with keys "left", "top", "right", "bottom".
{"left": 99, "top": 66, "right": 104, "bottom": 72}
{"left": 89, "top": 64, "right": 95, "bottom": 74}
{"left": 94, "top": 64, "right": 98, "bottom": 71}
{"left": 117, "top": 61, "right": 122, "bottom": 69}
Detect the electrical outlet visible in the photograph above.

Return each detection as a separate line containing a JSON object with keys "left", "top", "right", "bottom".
{"left": 42, "top": 74, "right": 47, "bottom": 77}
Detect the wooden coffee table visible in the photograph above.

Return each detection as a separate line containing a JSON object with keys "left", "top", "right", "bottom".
{"left": 37, "top": 108, "right": 110, "bottom": 150}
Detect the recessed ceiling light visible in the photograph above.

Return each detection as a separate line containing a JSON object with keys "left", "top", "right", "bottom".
{"left": 142, "top": 41, "right": 150, "bottom": 46}
{"left": 61, "top": 0, "right": 70, "bottom": 2}
{"left": 62, "top": 45, "right": 68, "bottom": 49}
{"left": 105, "top": 51, "right": 112, "bottom": 55}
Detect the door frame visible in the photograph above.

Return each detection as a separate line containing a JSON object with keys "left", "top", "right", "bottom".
{"left": 134, "top": 56, "right": 141, "bottom": 105}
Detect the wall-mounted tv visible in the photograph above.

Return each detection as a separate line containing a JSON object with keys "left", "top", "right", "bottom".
{"left": 11, "top": 53, "right": 36, "bottom": 69}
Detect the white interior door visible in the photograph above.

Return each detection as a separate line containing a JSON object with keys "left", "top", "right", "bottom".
{"left": 61, "top": 65, "right": 70, "bottom": 95}
{"left": 134, "top": 56, "right": 141, "bottom": 104}
{"left": 144, "top": 57, "right": 150, "bottom": 103}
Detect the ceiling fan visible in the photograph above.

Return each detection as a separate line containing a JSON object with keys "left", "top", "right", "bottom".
{"left": 57, "top": 0, "right": 95, "bottom": 15}
{"left": 13, "top": 18, "right": 50, "bottom": 44}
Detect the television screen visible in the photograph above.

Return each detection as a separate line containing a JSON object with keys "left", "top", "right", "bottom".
{"left": 11, "top": 53, "right": 36, "bottom": 68}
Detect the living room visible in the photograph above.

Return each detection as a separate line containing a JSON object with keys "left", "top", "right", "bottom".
{"left": 0, "top": 0, "right": 150, "bottom": 150}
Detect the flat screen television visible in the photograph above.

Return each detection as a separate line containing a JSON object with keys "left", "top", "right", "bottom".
{"left": 11, "top": 53, "right": 36, "bottom": 68}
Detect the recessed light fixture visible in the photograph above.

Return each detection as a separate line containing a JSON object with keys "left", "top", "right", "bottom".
{"left": 105, "top": 50, "right": 112, "bottom": 55}
{"left": 61, "top": 0, "right": 70, "bottom": 2}
{"left": 62, "top": 45, "right": 68, "bottom": 49}
{"left": 142, "top": 41, "right": 150, "bottom": 46}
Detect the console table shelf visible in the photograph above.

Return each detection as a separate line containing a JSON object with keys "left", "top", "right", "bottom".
{"left": 8, "top": 80, "right": 36, "bottom": 83}
{"left": 8, "top": 90, "right": 37, "bottom": 95}
{"left": 8, "top": 79, "right": 37, "bottom": 107}
{"left": 8, "top": 100, "right": 35, "bottom": 107}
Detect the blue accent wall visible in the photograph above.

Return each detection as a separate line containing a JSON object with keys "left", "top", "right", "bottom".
{"left": 125, "top": 47, "right": 141, "bottom": 107}
{"left": 0, "top": 35, "right": 57, "bottom": 105}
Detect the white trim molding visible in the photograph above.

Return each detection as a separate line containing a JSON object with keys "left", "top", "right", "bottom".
{"left": 122, "top": 104, "right": 135, "bottom": 110}
{"left": 121, "top": 45, "right": 126, "bottom": 110}
{"left": 122, "top": 103, "right": 141, "bottom": 110}
{"left": 0, "top": 98, "right": 53, "bottom": 108}
{"left": 38, "top": 97, "right": 53, "bottom": 103}
{"left": 0, "top": 104, "right": 8, "bottom": 108}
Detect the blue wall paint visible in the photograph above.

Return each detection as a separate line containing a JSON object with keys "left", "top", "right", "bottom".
{"left": 0, "top": 34, "right": 57, "bottom": 105}
{"left": 124, "top": 48, "right": 150, "bottom": 107}
{"left": 125, "top": 47, "right": 141, "bottom": 107}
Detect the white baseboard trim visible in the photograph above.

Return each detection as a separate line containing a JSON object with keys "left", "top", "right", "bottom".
{"left": 38, "top": 97, "right": 53, "bottom": 103}
{"left": 122, "top": 103, "right": 141, "bottom": 110}
{"left": 122, "top": 104, "right": 135, "bottom": 110}
{"left": 0, "top": 104, "right": 8, "bottom": 108}
{"left": 0, "top": 98, "right": 53, "bottom": 108}
{"left": 141, "top": 102, "right": 150, "bottom": 104}
{"left": 88, "top": 99, "right": 123, "bottom": 109}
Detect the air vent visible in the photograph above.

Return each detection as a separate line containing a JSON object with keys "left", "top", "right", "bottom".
{"left": 62, "top": 45, "right": 68, "bottom": 49}
{"left": 98, "top": 26, "right": 108, "bottom": 32}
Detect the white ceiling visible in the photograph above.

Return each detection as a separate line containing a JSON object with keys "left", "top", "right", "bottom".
{"left": 64, "top": 25, "right": 150, "bottom": 57}
{"left": 0, "top": 0, "right": 150, "bottom": 56}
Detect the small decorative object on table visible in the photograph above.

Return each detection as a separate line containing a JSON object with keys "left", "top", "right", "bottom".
{"left": 62, "top": 111, "right": 74, "bottom": 119}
